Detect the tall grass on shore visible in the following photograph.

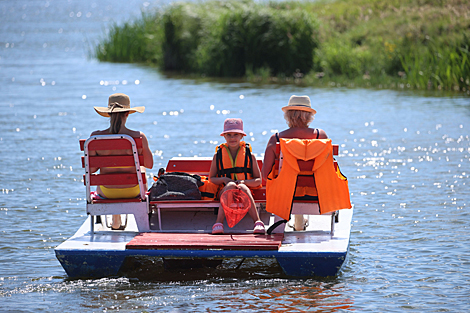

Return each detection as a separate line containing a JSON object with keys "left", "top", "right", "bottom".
{"left": 306, "top": 0, "right": 470, "bottom": 92}
{"left": 95, "top": 0, "right": 470, "bottom": 93}
{"left": 399, "top": 37, "right": 470, "bottom": 90}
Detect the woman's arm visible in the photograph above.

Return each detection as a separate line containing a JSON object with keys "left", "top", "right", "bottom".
{"left": 209, "top": 154, "right": 232, "bottom": 186}
{"left": 261, "top": 134, "right": 277, "bottom": 180}
{"left": 140, "top": 132, "right": 153, "bottom": 169}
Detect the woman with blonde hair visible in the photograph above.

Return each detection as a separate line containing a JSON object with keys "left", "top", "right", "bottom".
{"left": 262, "top": 95, "right": 328, "bottom": 180}
{"left": 262, "top": 95, "right": 328, "bottom": 231}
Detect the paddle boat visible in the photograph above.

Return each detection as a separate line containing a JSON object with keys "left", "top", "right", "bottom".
{"left": 55, "top": 135, "right": 353, "bottom": 279}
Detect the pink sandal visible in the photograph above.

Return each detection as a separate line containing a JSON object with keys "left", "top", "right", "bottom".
{"left": 212, "top": 223, "right": 224, "bottom": 235}
{"left": 253, "top": 221, "right": 265, "bottom": 234}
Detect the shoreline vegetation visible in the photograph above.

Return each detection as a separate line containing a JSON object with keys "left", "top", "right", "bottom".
{"left": 95, "top": 0, "right": 470, "bottom": 94}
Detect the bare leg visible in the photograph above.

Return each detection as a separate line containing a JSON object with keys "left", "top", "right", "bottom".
{"left": 96, "top": 186, "right": 123, "bottom": 229}
{"left": 294, "top": 214, "right": 305, "bottom": 231}
{"left": 215, "top": 182, "right": 237, "bottom": 224}
{"left": 237, "top": 184, "right": 261, "bottom": 223}
{"left": 111, "top": 215, "right": 122, "bottom": 229}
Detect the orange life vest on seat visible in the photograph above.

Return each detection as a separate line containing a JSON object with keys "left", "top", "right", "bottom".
{"left": 199, "top": 175, "right": 220, "bottom": 200}
{"left": 266, "top": 138, "right": 351, "bottom": 220}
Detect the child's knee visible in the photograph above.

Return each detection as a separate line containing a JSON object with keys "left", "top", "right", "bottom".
{"left": 223, "top": 182, "right": 238, "bottom": 191}
{"left": 238, "top": 184, "right": 251, "bottom": 194}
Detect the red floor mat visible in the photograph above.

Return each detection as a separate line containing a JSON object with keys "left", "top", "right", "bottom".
{"left": 126, "top": 233, "right": 284, "bottom": 250}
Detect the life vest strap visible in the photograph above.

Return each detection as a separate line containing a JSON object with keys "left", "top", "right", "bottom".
{"left": 200, "top": 191, "right": 215, "bottom": 198}
{"left": 216, "top": 147, "right": 224, "bottom": 176}
{"left": 244, "top": 144, "right": 253, "bottom": 180}
{"left": 218, "top": 167, "right": 253, "bottom": 175}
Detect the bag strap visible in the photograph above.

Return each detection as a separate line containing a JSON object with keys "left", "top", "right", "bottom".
{"left": 267, "top": 219, "right": 287, "bottom": 235}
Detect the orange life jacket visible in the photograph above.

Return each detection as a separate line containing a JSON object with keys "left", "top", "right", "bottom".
{"left": 266, "top": 138, "right": 351, "bottom": 220}
{"left": 215, "top": 142, "right": 256, "bottom": 181}
{"left": 272, "top": 138, "right": 318, "bottom": 200}
{"left": 198, "top": 175, "right": 219, "bottom": 200}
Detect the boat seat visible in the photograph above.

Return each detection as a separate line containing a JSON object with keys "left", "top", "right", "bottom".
{"left": 80, "top": 134, "right": 150, "bottom": 233}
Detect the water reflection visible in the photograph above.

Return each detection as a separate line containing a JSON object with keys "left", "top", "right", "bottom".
{"left": 66, "top": 277, "right": 354, "bottom": 312}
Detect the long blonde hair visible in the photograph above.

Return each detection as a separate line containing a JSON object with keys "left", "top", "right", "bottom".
{"left": 284, "top": 110, "right": 314, "bottom": 128}
{"left": 109, "top": 112, "right": 127, "bottom": 134}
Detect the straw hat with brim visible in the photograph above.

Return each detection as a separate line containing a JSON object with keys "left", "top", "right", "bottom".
{"left": 94, "top": 93, "right": 145, "bottom": 117}
{"left": 282, "top": 95, "right": 316, "bottom": 114}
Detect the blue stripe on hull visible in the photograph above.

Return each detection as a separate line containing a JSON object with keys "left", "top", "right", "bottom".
{"left": 55, "top": 250, "right": 127, "bottom": 278}
{"left": 276, "top": 252, "right": 347, "bottom": 277}
{"left": 55, "top": 248, "right": 347, "bottom": 278}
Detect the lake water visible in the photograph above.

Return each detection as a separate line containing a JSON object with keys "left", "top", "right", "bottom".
{"left": 1, "top": 0, "right": 469, "bottom": 312}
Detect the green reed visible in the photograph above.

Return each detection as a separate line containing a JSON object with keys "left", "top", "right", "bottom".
{"left": 95, "top": 12, "right": 160, "bottom": 64}
{"left": 395, "top": 30, "right": 469, "bottom": 91}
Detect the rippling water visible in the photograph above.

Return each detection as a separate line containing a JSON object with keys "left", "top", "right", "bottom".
{"left": 1, "top": 0, "right": 469, "bottom": 312}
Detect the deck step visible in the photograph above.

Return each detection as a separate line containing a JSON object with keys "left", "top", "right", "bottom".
{"left": 126, "top": 233, "right": 284, "bottom": 251}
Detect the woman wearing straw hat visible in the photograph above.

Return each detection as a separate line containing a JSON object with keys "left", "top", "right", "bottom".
{"left": 91, "top": 93, "right": 153, "bottom": 230}
{"left": 261, "top": 95, "right": 328, "bottom": 231}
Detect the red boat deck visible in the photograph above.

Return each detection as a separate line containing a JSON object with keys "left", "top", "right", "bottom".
{"left": 126, "top": 233, "right": 284, "bottom": 251}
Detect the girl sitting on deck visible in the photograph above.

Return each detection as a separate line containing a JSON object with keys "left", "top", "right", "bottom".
{"left": 209, "top": 118, "right": 265, "bottom": 235}
{"left": 90, "top": 93, "right": 154, "bottom": 230}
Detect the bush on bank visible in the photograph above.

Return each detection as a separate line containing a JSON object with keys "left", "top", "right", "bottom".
{"left": 197, "top": 5, "right": 318, "bottom": 77}
{"left": 97, "top": 1, "right": 318, "bottom": 77}
{"left": 95, "top": 0, "right": 470, "bottom": 93}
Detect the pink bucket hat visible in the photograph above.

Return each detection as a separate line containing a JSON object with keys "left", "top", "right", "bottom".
{"left": 220, "top": 118, "right": 247, "bottom": 136}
